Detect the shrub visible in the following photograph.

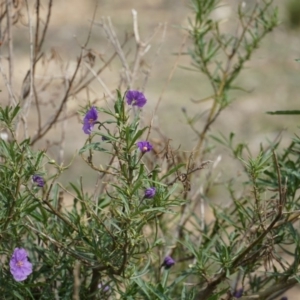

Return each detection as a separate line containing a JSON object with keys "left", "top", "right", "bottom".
{"left": 0, "top": 1, "right": 297, "bottom": 299}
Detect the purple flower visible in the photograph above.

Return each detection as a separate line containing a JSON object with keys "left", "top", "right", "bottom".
{"left": 10, "top": 248, "right": 33, "bottom": 282}
{"left": 233, "top": 288, "right": 243, "bottom": 298}
{"left": 98, "top": 283, "right": 110, "bottom": 292}
{"left": 145, "top": 187, "right": 156, "bottom": 199}
{"left": 137, "top": 141, "right": 153, "bottom": 153}
{"left": 82, "top": 107, "right": 98, "bottom": 134}
{"left": 126, "top": 90, "right": 147, "bottom": 108}
{"left": 162, "top": 256, "right": 175, "bottom": 269}
{"left": 32, "top": 175, "right": 45, "bottom": 187}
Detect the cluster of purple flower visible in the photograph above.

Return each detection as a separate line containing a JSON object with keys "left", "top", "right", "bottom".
{"left": 82, "top": 106, "right": 98, "bottom": 135}
{"left": 82, "top": 91, "right": 154, "bottom": 196}
{"left": 98, "top": 283, "right": 110, "bottom": 293}
{"left": 10, "top": 248, "right": 32, "bottom": 282}
{"left": 232, "top": 288, "right": 243, "bottom": 298}
{"left": 137, "top": 140, "right": 152, "bottom": 153}
{"left": 32, "top": 174, "right": 45, "bottom": 187}
{"left": 82, "top": 91, "right": 153, "bottom": 153}
{"left": 162, "top": 256, "right": 176, "bottom": 269}
{"left": 8, "top": 247, "right": 175, "bottom": 284}
{"left": 125, "top": 90, "right": 147, "bottom": 108}
{"left": 144, "top": 187, "right": 156, "bottom": 199}
{"left": 79, "top": 91, "right": 177, "bottom": 281}
{"left": 82, "top": 90, "right": 147, "bottom": 135}
{"left": 82, "top": 91, "right": 153, "bottom": 154}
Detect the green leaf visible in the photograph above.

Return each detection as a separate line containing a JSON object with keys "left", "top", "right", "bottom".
{"left": 160, "top": 163, "right": 186, "bottom": 180}
{"left": 102, "top": 119, "right": 117, "bottom": 124}
{"left": 11, "top": 104, "right": 21, "bottom": 120}
{"left": 69, "top": 182, "right": 82, "bottom": 199}
{"left": 133, "top": 278, "right": 152, "bottom": 299}
{"left": 95, "top": 132, "right": 118, "bottom": 142}
{"left": 99, "top": 107, "right": 115, "bottom": 116}
{"left": 266, "top": 110, "right": 300, "bottom": 115}
{"left": 131, "top": 257, "right": 151, "bottom": 279}
{"left": 128, "top": 127, "right": 148, "bottom": 150}
{"left": 24, "top": 203, "right": 39, "bottom": 215}
{"left": 79, "top": 142, "right": 109, "bottom": 154}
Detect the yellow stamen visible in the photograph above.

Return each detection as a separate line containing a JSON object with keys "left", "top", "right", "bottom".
{"left": 16, "top": 260, "right": 23, "bottom": 267}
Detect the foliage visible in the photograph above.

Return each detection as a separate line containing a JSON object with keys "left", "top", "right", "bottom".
{"left": 0, "top": 1, "right": 299, "bottom": 300}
